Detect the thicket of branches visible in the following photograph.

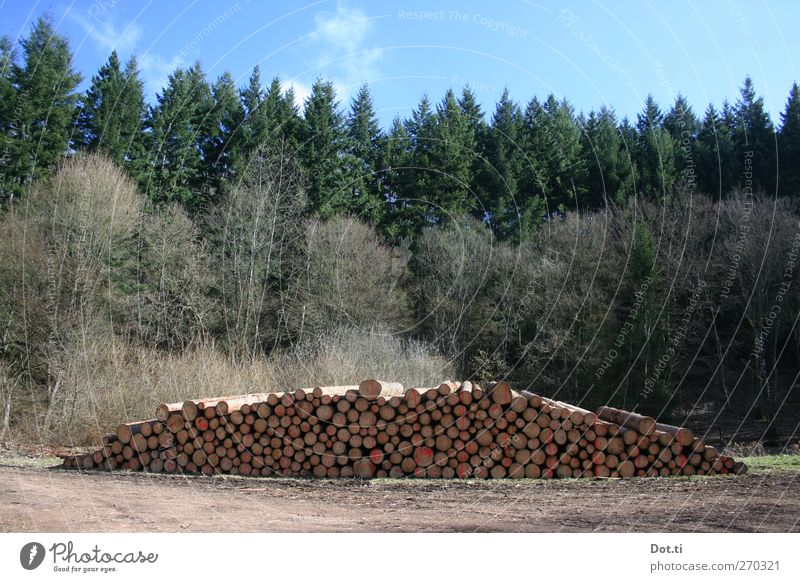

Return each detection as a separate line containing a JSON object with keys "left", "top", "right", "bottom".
{"left": 1, "top": 17, "right": 799, "bottom": 444}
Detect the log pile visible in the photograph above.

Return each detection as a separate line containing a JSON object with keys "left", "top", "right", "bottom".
{"left": 62, "top": 380, "right": 747, "bottom": 479}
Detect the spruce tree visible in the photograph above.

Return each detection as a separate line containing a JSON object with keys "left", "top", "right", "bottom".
{"left": 457, "top": 85, "right": 487, "bottom": 201}
{"left": 734, "top": 76, "right": 777, "bottom": 194}
{"left": 426, "top": 89, "right": 476, "bottom": 222}
{"left": 697, "top": 104, "right": 736, "bottom": 197}
{"left": 379, "top": 116, "right": 412, "bottom": 239}
{"left": 300, "top": 78, "right": 347, "bottom": 218}
{"left": 580, "top": 106, "right": 633, "bottom": 208}
{"left": 663, "top": 94, "right": 699, "bottom": 139}
{"left": 345, "top": 83, "right": 383, "bottom": 223}
{"left": 1, "top": 16, "right": 81, "bottom": 203}
{"left": 75, "top": 52, "right": 146, "bottom": 171}
{"left": 202, "top": 71, "right": 245, "bottom": 198}
{"left": 0, "top": 36, "right": 17, "bottom": 201}
{"left": 520, "top": 95, "right": 585, "bottom": 216}
{"left": 778, "top": 82, "right": 800, "bottom": 197}
{"left": 239, "top": 66, "right": 267, "bottom": 156}
{"left": 635, "top": 94, "right": 677, "bottom": 197}
{"left": 664, "top": 94, "right": 699, "bottom": 191}
{"left": 404, "top": 94, "right": 437, "bottom": 227}
{"left": 145, "top": 63, "right": 211, "bottom": 208}
{"left": 478, "top": 89, "right": 525, "bottom": 238}
{"left": 276, "top": 82, "right": 303, "bottom": 147}
{"left": 516, "top": 96, "right": 548, "bottom": 234}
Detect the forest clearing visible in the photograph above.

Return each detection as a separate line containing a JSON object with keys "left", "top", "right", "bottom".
{"left": 0, "top": 451, "right": 797, "bottom": 533}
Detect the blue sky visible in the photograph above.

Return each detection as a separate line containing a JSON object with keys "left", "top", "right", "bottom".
{"left": 1, "top": 0, "right": 798, "bottom": 127}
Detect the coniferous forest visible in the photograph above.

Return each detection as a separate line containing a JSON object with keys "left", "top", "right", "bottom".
{"left": 2, "top": 17, "right": 800, "bottom": 445}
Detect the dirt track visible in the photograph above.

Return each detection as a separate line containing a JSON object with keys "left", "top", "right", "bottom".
{"left": 1, "top": 463, "right": 799, "bottom": 533}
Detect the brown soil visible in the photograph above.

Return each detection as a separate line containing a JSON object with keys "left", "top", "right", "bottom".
{"left": 1, "top": 464, "right": 798, "bottom": 533}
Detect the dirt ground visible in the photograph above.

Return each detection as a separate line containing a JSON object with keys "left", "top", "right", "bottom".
{"left": 1, "top": 458, "right": 798, "bottom": 533}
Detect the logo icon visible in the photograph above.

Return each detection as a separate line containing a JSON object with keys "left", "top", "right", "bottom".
{"left": 20, "top": 542, "right": 46, "bottom": 570}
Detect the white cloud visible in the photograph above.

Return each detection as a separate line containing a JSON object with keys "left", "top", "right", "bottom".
{"left": 68, "top": 10, "right": 181, "bottom": 97}
{"left": 309, "top": 2, "right": 384, "bottom": 101}
{"left": 138, "top": 53, "right": 185, "bottom": 98}
{"left": 284, "top": 78, "right": 312, "bottom": 112}
{"left": 69, "top": 12, "right": 142, "bottom": 56}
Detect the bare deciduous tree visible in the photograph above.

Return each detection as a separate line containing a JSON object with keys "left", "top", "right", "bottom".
{"left": 211, "top": 141, "right": 306, "bottom": 360}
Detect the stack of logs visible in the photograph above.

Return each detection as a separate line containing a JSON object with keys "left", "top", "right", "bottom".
{"left": 62, "top": 380, "right": 747, "bottom": 479}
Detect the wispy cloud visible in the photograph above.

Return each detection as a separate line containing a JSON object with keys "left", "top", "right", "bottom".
{"left": 284, "top": 78, "right": 312, "bottom": 111}
{"left": 68, "top": 9, "right": 182, "bottom": 97}
{"left": 309, "top": 2, "right": 384, "bottom": 100}
{"left": 138, "top": 53, "right": 185, "bottom": 98}
{"left": 69, "top": 11, "right": 142, "bottom": 56}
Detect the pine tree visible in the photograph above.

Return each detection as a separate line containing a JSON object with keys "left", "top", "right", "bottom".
{"left": 778, "top": 82, "right": 800, "bottom": 197}
{"left": 300, "top": 78, "right": 347, "bottom": 218}
{"left": 734, "top": 76, "right": 777, "bottom": 194}
{"left": 580, "top": 106, "right": 633, "bottom": 208}
{"left": 635, "top": 94, "right": 677, "bottom": 197}
{"left": 0, "top": 36, "right": 17, "bottom": 200}
{"left": 664, "top": 94, "right": 699, "bottom": 191}
{"left": 478, "top": 88, "right": 526, "bottom": 238}
{"left": 520, "top": 95, "right": 585, "bottom": 215}
{"left": 1, "top": 16, "right": 81, "bottom": 203}
{"left": 202, "top": 71, "right": 245, "bottom": 198}
{"left": 145, "top": 62, "right": 211, "bottom": 208}
{"left": 345, "top": 83, "right": 383, "bottom": 223}
{"left": 663, "top": 94, "right": 699, "bottom": 139}
{"left": 379, "top": 115, "right": 412, "bottom": 239}
{"left": 426, "top": 89, "right": 477, "bottom": 223}
{"left": 697, "top": 104, "right": 736, "bottom": 197}
{"left": 457, "top": 85, "right": 486, "bottom": 201}
{"left": 74, "top": 52, "right": 146, "bottom": 172}
{"left": 239, "top": 66, "right": 267, "bottom": 155}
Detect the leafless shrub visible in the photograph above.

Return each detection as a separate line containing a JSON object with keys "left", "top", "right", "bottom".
{"left": 0, "top": 362, "right": 22, "bottom": 443}
{"left": 0, "top": 154, "right": 141, "bottom": 393}
{"left": 126, "top": 204, "right": 217, "bottom": 348}
{"left": 25, "top": 335, "right": 276, "bottom": 446}
{"left": 515, "top": 211, "right": 620, "bottom": 401}
{"left": 210, "top": 142, "right": 305, "bottom": 360}
{"left": 723, "top": 441, "right": 767, "bottom": 457}
{"left": 282, "top": 216, "right": 411, "bottom": 341}
{"left": 12, "top": 325, "right": 449, "bottom": 446}
{"left": 28, "top": 152, "right": 141, "bottom": 260}
{"left": 412, "top": 217, "right": 496, "bottom": 372}
{"left": 270, "top": 326, "right": 452, "bottom": 391}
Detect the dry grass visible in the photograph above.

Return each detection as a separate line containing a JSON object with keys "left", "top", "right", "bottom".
{"left": 5, "top": 326, "right": 452, "bottom": 447}
{"left": 10, "top": 335, "right": 274, "bottom": 447}
{"left": 270, "top": 326, "right": 454, "bottom": 391}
